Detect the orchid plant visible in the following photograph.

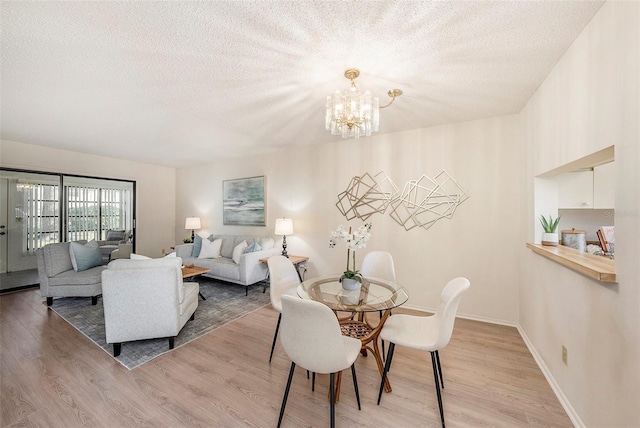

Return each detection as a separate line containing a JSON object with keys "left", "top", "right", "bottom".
{"left": 329, "top": 223, "right": 372, "bottom": 283}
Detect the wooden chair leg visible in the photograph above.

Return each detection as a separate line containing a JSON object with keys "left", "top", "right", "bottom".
{"left": 277, "top": 362, "right": 296, "bottom": 428}
{"left": 169, "top": 337, "right": 175, "bottom": 349}
{"left": 91, "top": 296, "right": 98, "bottom": 305}
{"left": 113, "top": 343, "right": 121, "bottom": 357}
{"left": 46, "top": 297, "right": 53, "bottom": 306}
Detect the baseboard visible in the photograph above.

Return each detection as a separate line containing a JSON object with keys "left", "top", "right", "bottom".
{"left": 0, "top": 283, "right": 39, "bottom": 294}
{"left": 517, "top": 326, "right": 583, "bottom": 428}
{"left": 402, "top": 302, "right": 518, "bottom": 327}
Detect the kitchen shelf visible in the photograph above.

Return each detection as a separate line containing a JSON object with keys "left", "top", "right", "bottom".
{"left": 526, "top": 243, "right": 616, "bottom": 283}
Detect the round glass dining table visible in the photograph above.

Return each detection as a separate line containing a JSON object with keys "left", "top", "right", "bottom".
{"left": 298, "top": 275, "right": 409, "bottom": 397}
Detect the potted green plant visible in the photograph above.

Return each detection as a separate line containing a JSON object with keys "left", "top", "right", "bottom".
{"left": 539, "top": 215, "right": 560, "bottom": 246}
{"left": 183, "top": 237, "right": 193, "bottom": 244}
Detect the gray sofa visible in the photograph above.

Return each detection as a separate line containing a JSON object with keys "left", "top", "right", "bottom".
{"left": 175, "top": 235, "right": 281, "bottom": 295}
{"left": 36, "top": 241, "right": 105, "bottom": 306}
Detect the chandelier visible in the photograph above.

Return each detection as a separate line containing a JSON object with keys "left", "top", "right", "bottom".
{"left": 325, "top": 68, "right": 402, "bottom": 139}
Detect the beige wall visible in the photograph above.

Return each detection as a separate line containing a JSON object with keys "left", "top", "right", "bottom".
{"left": 0, "top": 140, "right": 176, "bottom": 258}
{"left": 521, "top": 1, "right": 639, "bottom": 427}
{"left": 177, "top": 114, "right": 523, "bottom": 324}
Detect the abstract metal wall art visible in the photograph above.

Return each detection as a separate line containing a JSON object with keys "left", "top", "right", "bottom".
{"left": 337, "top": 170, "right": 469, "bottom": 231}
{"left": 336, "top": 171, "right": 399, "bottom": 221}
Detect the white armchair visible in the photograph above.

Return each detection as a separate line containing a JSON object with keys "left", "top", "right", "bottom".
{"left": 101, "top": 257, "right": 198, "bottom": 357}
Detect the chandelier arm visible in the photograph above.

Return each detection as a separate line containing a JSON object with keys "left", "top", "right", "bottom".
{"left": 379, "top": 97, "right": 397, "bottom": 109}
{"left": 379, "top": 89, "right": 403, "bottom": 109}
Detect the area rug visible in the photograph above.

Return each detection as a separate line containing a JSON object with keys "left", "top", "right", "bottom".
{"left": 50, "top": 279, "right": 270, "bottom": 370}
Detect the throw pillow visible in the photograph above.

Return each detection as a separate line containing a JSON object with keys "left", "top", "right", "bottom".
{"left": 260, "top": 237, "right": 275, "bottom": 250}
{"left": 198, "top": 238, "right": 222, "bottom": 259}
{"left": 244, "top": 239, "right": 262, "bottom": 253}
{"left": 69, "top": 241, "right": 102, "bottom": 272}
{"left": 232, "top": 240, "right": 248, "bottom": 264}
{"left": 192, "top": 234, "right": 203, "bottom": 257}
{"left": 130, "top": 253, "right": 151, "bottom": 260}
{"left": 192, "top": 234, "right": 214, "bottom": 257}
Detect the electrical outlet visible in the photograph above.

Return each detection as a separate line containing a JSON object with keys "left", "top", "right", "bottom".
{"left": 562, "top": 345, "right": 568, "bottom": 365}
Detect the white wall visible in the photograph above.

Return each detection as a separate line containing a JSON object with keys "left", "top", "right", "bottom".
{"left": 521, "top": 2, "right": 639, "bottom": 427}
{"left": 177, "top": 114, "right": 523, "bottom": 324}
{"left": 0, "top": 140, "right": 176, "bottom": 258}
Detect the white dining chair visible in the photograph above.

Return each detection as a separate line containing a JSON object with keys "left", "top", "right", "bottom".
{"left": 360, "top": 251, "right": 396, "bottom": 283}
{"left": 267, "top": 255, "right": 301, "bottom": 363}
{"left": 277, "top": 294, "right": 362, "bottom": 428}
{"left": 376, "top": 277, "right": 470, "bottom": 428}
{"left": 360, "top": 251, "right": 396, "bottom": 359}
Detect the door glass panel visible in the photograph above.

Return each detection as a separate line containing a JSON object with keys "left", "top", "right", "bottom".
{"left": 0, "top": 170, "right": 61, "bottom": 273}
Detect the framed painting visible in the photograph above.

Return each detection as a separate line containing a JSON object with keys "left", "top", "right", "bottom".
{"left": 222, "top": 176, "right": 266, "bottom": 226}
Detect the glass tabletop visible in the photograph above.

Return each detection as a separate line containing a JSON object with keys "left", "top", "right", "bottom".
{"left": 297, "top": 275, "right": 409, "bottom": 313}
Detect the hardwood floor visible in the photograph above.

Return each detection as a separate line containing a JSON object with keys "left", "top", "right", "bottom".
{"left": 0, "top": 289, "right": 572, "bottom": 427}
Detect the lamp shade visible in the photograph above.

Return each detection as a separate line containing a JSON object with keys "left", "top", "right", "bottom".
{"left": 185, "top": 217, "right": 201, "bottom": 230}
{"left": 274, "top": 218, "right": 293, "bottom": 236}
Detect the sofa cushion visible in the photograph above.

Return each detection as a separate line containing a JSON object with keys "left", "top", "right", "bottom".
{"left": 49, "top": 265, "right": 105, "bottom": 286}
{"left": 210, "top": 257, "right": 241, "bottom": 281}
{"left": 70, "top": 241, "right": 102, "bottom": 271}
{"left": 232, "top": 240, "right": 248, "bottom": 264}
{"left": 199, "top": 238, "right": 222, "bottom": 259}
{"left": 214, "top": 235, "right": 235, "bottom": 259}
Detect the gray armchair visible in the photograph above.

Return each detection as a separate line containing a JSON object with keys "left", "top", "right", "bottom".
{"left": 36, "top": 241, "right": 104, "bottom": 306}
{"left": 101, "top": 257, "right": 198, "bottom": 357}
{"left": 110, "top": 242, "right": 133, "bottom": 260}
{"left": 98, "top": 230, "right": 131, "bottom": 263}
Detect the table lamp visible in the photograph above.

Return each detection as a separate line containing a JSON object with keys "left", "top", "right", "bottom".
{"left": 185, "top": 217, "right": 201, "bottom": 243}
{"left": 274, "top": 218, "right": 293, "bottom": 258}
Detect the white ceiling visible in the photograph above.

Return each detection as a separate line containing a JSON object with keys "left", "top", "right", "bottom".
{"left": 1, "top": 1, "right": 604, "bottom": 168}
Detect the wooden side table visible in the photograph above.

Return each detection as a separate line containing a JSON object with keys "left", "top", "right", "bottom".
{"left": 182, "top": 265, "right": 210, "bottom": 300}
{"left": 259, "top": 255, "right": 309, "bottom": 292}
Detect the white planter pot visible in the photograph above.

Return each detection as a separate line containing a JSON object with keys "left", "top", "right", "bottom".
{"left": 341, "top": 277, "right": 361, "bottom": 291}
{"left": 542, "top": 232, "right": 559, "bottom": 246}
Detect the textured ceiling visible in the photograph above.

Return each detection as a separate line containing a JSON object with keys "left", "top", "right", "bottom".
{"left": 1, "top": 1, "right": 604, "bottom": 168}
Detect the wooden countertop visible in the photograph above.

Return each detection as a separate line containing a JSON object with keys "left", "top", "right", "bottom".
{"left": 526, "top": 243, "right": 616, "bottom": 283}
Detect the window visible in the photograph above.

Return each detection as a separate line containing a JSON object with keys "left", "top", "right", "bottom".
{"left": 64, "top": 177, "right": 133, "bottom": 242}
{"left": 22, "top": 182, "right": 60, "bottom": 253}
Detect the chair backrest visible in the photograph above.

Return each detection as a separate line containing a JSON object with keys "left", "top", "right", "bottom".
{"left": 267, "top": 256, "right": 300, "bottom": 312}
{"left": 360, "top": 251, "right": 396, "bottom": 283}
{"left": 280, "top": 294, "right": 353, "bottom": 374}
{"left": 433, "top": 277, "right": 470, "bottom": 349}
{"left": 107, "top": 257, "right": 184, "bottom": 301}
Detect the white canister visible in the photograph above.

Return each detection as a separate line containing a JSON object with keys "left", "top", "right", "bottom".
{"left": 561, "top": 228, "right": 587, "bottom": 252}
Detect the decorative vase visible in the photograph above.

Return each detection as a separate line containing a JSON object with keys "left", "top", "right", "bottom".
{"left": 341, "top": 277, "right": 360, "bottom": 291}
{"left": 542, "top": 232, "right": 559, "bottom": 246}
